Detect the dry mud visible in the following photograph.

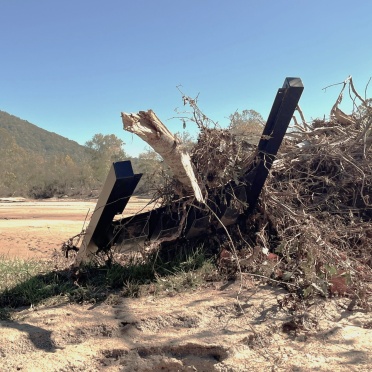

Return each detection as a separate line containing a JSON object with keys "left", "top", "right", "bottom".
{"left": 0, "top": 199, "right": 371, "bottom": 371}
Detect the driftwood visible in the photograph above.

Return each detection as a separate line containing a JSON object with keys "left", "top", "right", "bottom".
{"left": 121, "top": 110, "right": 204, "bottom": 202}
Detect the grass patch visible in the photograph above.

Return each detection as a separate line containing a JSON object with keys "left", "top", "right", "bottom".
{"left": 0, "top": 256, "right": 76, "bottom": 316}
{"left": 0, "top": 246, "right": 218, "bottom": 320}
{"left": 0, "top": 256, "right": 49, "bottom": 290}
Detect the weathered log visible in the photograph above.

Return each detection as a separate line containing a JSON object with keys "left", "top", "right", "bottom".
{"left": 121, "top": 110, "right": 204, "bottom": 202}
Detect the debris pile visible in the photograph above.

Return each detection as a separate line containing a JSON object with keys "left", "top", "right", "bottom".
{"left": 215, "top": 80, "right": 371, "bottom": 307}
{"left": 260, "top": 112, "right": 371, "bottom": 304}
{"left": 183, "top": 95, "right": 258, "bottom": 191}
{"left": 73, "top": 76, "right": 371, "bottom": 308}
{"left": 150, "top": 78, "right": 372, "bottom": 307}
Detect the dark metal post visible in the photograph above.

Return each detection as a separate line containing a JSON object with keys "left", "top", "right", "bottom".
{"left": 244, "top": 77, "right": 304, "bottom": 211}
{"left": 75, "top": 161, "right": 142, "bottom": 263}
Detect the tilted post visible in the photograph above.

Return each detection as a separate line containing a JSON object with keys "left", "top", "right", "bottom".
{"left": 75, "top": 161, "right": 142, "bottom": 264}
{"left": 244, "top": 77, "right": 304, "bottom": 211}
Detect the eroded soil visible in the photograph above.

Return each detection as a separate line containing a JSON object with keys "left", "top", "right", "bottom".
{"left": 1, "top": 282, "right": 371, "bottom": 371}
{"left": 0, "top": 199, "right": 371, "bottom": 371}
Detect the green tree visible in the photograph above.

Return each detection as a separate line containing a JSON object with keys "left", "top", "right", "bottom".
{"left": 175, "top": 131, "right": 195, "bottom": 152}
{"left": 85, "top": 134, "right": 128, "bottom": 183}
{"left": 356, "top": 98, "right": 372, "bottom": 123}
{"left": 134, "top": 149, "right": 165, "bottom": 195}
{"left": 228, "top": 109, "right": 264, "bottom": 145}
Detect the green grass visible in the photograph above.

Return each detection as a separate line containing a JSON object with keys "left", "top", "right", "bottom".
{"left": 0, "top": 256, "right": 75, "bottom": 317}
{"left": 0, "top": 246, "right": 218, "bottom": 320}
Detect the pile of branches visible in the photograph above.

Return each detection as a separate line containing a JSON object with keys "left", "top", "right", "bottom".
{"left": 155, "top": 95, "right": 257, "bottom": 201}
{"left": 174, "top": 78, "right": 371, "bottom": 308}
{"left": 245, "top": 78, "right": 372, "bottom": 307}
{"left": 121, "top": 77, "right": 371, "bottom": 308}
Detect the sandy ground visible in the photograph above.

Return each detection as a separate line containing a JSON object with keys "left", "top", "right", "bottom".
{"left": 0, "top": 199, "right": 371, "bottom": 371}
{"left": 1, "top": 282, "right": 371, "bottom": 372}
{"left": 0, "top": 197, "right": 152, "bottom": 259}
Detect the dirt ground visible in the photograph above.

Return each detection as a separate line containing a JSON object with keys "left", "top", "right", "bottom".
{"left": 0, "top": 197, "right": 153, "bottom": 259}
{"left": 0, "top": 199, "right": 371, "bottom": 371}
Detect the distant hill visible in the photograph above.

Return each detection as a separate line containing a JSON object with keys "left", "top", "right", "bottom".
{"left": 0, "top": 109, "right": 145, "bottom": 198}
{"left": 0, "top": 110, "right": 88, "bottom": 161}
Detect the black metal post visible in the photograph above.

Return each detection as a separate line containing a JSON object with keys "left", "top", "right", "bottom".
{"left": 75, "top": 161, "right": 142, "bottom": 263}
{"left": 244, "top": 77, "right": 303, "bottom": 211}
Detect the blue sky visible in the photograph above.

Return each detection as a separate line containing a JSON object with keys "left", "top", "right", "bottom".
{"left": 1, "top": 0, "right": 371, "bottom": 156}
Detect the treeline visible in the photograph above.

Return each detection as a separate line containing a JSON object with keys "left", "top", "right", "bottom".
{"left": 0, "top": 131, "right": 165, "bottom": 198}
{"left": 0, "top": 109, "right": 264, "bottom": 199}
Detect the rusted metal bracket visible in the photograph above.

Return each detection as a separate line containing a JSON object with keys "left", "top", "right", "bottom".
{"left": 76, "top": 77, "right": 304, "bottom": 260}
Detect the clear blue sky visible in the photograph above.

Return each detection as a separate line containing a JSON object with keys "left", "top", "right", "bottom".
{"left": 1, "top": 0, "right": 371, "bottom": 156}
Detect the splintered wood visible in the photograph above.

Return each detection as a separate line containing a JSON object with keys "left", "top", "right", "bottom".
{"left": 121, "top": 110, "right": 204, "bottom": 202}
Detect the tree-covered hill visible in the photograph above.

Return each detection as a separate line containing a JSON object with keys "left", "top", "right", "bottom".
{"left": 0, "top": 110, "right": 87, "bottom": 162}
{"left": 0, "top": 109, "right": 162, "bottom": 198}
{"left": 0, "top": 110, "right": 113, "bottom": 198}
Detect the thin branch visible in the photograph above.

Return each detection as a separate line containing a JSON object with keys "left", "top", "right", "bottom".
{"left": 322, "top": 76, "right": 351, "bottom": 92}
{"left": 365, "top": 77, "right": 371, "bottom": 100}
